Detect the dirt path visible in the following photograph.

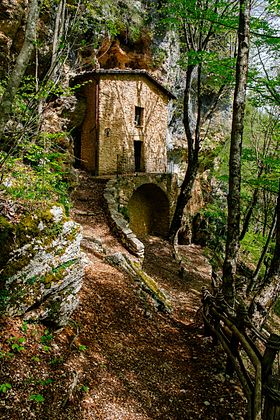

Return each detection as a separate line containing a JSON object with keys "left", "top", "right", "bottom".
{"left": 0, "top": 172, "right": 246, "bottom": 419}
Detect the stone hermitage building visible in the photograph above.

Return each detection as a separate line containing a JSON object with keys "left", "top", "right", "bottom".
{"left": 73, "top": 69, "right": 175, "bottom": 175}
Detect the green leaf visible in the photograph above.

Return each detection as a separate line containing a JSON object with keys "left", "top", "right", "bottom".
{"left": 29, "top": 394, "right": 45, "bottom": 403}
{"left": 0, "top": 383, "right": 12, "bottom": 394}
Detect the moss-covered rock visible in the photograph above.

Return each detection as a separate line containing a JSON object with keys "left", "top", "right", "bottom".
{"left": 0, "top": 205, "right": 84, "bottom": 327}
{"left": 106, "top": 252, "right": 172, "bottom": 313}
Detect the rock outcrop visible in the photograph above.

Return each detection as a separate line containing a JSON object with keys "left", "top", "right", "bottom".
{"left": 0, "top": 203, "right": 84, "bottom": 327}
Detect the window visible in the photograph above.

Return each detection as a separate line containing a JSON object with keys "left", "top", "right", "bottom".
{"left": 135, "top": 106, "right": 144, "bottom": 127}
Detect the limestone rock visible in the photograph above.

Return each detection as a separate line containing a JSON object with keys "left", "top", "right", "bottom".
{"left": 0, "top": 205, "right": 84, "bottom": 327}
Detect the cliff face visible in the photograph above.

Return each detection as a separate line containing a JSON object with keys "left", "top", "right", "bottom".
{"left": 0, "top": 0, "right": 26, "bottom": 75}
{"left": 0, "top": 0, "right": 184, "bottom": 144}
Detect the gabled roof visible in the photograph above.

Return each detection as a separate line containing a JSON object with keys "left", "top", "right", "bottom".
{"left": 73, "top": 69, "right": 176, "bottom": 100}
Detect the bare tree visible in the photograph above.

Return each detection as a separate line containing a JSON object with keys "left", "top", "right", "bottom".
{"left": 0, "top": 0, "right": 39, "bottom": 142}
{"left": 249, "top": 180, "right": 280, "bottom": 328}
{"left": 168, "top": 0, "right": 238, "bottom": 240}
{"left": 222, "top": 0, "right": 252, "bottom": 305}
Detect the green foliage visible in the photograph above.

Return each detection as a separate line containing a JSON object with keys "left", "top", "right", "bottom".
{"left": 40, "top": 330, "right": 53, "bottom": 344}
{"left": 38, "top": 378, "right": 53, "bottom": 386}
{"left": 8, "top": 337, "right": 25, "bottom": 353}
{"left": 29, "top": 394, "right": 45, "bottom": 403}
{"left": 240, "top": 231, "right": 273, "bottom": 268}
{"left": 0, "top": 69, "right": 78, "bottom": 213}
{"left": 78, "top": 344, "right": 88, "bottom": 352}
{"left": 0, "top": 383, "right": 12, "bottom": 394}
{"left": 75, "top": 0, "right": 146, "bottom": 49}
{"left": 80, "top": 384, "right": 89, "bottom": 392}
{"left": 21, "top": 321, "right": 28, "bottom": 334}
{"left": 0, "top": 138, "right": 71, "bottom": 212}
{"left": 201, "top": 202, "right": 227, "bottom": 253}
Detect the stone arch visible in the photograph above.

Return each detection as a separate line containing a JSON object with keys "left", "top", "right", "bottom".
{"left": 127, "top": 183, "right": 170, "bottom": 238}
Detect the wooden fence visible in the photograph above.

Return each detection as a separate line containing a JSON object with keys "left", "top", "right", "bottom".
{"left": 201, "top": 287, "right": 280, "bottom": 420}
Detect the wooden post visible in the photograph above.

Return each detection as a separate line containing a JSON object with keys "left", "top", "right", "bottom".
{"left": 201, "top": 287, "right": 216, "bottom": 338}
{"left": 226, "top": 332, "right": 240, "bottom": 376}
{"left": 263, "top": 375, "right": 280, "bottom": 420}
{"left": 262, "top": 334, "right": 280, "bottom": 383}
{"left": 225, "top": 304, "right": 247, "bottom": 376}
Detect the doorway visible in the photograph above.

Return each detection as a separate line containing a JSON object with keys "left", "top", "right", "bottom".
{"left": 134, "top": 141, "right": 143, "bottom": 172}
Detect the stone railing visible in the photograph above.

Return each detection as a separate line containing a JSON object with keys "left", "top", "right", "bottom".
{"left": 103, "top": 179, "right": 145, "bottom": 260}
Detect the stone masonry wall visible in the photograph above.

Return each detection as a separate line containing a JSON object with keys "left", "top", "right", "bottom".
{"left": 98, "top": 74, "right": 169, "bottom": 175}
{"left": 103, "top": 174, "right": 179, "bottom": 257}
{"left": 115, "top": 173, "right": 178, "bottom": 221}
{"left": 103, "top": 179, "right": 145, "bottom": 259}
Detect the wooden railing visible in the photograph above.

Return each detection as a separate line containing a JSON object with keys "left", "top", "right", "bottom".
{"left": 201, "top": 287, "right": 280, "bottom": 420}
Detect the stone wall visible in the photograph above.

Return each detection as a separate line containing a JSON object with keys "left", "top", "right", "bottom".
{"left": 115, "top": 173, "right": 178, "bottom": 221}
{"left": 78, "top": 73, "right": 170, "bottom": 175}
{"left": 103, "top": 173, "right": 179, "bottom": 257}
{"left": 103, "top": 179, "right": 145, "bottom": 259}
{"left": 98, "top": 74, "right": 168, "bottom": 175}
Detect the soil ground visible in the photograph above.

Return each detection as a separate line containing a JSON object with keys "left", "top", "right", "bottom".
{"left": 0, "top": 172, "right": 246, "bottom": 419}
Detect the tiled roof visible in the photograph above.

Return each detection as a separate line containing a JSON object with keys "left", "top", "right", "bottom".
{"left": 73, "top": 69, "right": 176, "bottom": 99}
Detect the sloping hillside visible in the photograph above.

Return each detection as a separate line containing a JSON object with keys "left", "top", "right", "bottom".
{"left": 0, "top": 171, "right": 246, "bottom": 419}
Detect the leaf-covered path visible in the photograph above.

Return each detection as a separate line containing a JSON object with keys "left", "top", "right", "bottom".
{"left": 0, "top": 172, "right": 246, "bottom": 419}
{"left": 66, "top": 172, "right": 246, "bottom": 419}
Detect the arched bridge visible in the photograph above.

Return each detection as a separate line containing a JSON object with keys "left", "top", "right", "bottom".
{"left": 104, "top": 173, "right": 178, "bottom": 257}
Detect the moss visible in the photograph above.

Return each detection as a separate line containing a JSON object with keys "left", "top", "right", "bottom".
{"left": 2, "top": 259, "right": 78, "bottom": 312}
{"left": 130, "top": 260, "right": 172, "bottom": 312}
{"left": 41, "top": 259, "right": 78, "bottom": 285}
{"left": 1, "top": 206, "right": 66, "bottom": 278}
{"left": 1, "top": 244, "right": 39, "bottom": 280}
{"left": 65, "top": 226, "right": 80, "bottom": 243}
{"left": 15, "top": 208, "right": 66, "bottom": 249}
{"left": 27, "top": 276, "right": 37, "bottom": 285}
{"left": 119, "top": 206, "right": 129, "bottom": 222}
{"left": 42, "top": 269, "right": 64, "bottom": 285}
{"left": 0, "top": 201, "right": 80, "bottom": 316}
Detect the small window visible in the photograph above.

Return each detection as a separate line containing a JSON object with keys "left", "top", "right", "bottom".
{"left": 135, "top": 106, "right": 144, "bottom": 127}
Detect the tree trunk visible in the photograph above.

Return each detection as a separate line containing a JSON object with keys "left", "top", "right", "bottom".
{"left": 0, "top": 0, "right": 39, "bottom": 142}
{"left": 240, "top": 186, "right": 259, "bottom": 241}
{"left": 222, "top": 0, "right": 251, "bottom": 305}
{"left": 249, "top": 181, "right": 280, "bottom": 328}
{"left": 169, "top": 64, "right": 199, "bottom": 240}
{"left": 169, "top": 156, "right": 199, "bottom": 239}
{"left": 247, "top": 208, "right": 277, "bottom": 295}
{"left": 50, "top": 0, "right": 66, "bottom": 82}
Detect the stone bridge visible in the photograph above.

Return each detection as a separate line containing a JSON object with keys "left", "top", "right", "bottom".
{"left": 103, "top": 173, "right": 179, "bottom": 257}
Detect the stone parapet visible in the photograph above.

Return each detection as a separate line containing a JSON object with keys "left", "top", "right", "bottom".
{"left": 104, "top": 179, "right": 145, "bottom": 259}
